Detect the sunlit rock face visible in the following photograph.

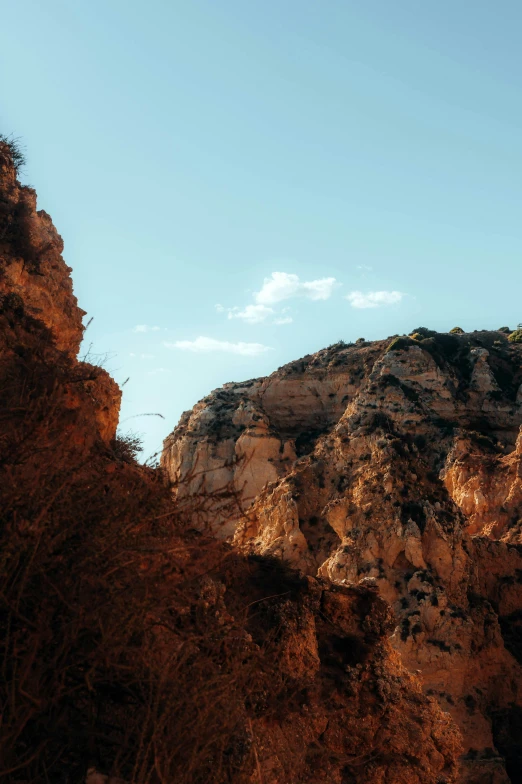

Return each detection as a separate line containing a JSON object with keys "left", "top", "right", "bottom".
{"left": 163, "top": 333, "right": 522, "bottom": 782}
{"left": 0, "top": 145, "right": 85, "bottom": 357}
{"left": 0, "top": 141, "right": 121, "bottom": 446}
{"left": 161, "top": 343, "right": 382, "bottom": 535}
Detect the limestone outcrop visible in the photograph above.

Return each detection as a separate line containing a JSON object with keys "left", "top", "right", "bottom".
{"left": 163, "top": 332, "right": 522, "bottom": 782}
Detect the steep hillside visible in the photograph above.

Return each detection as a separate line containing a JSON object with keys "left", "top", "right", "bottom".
{"left": 0, "top": 140, "right": 462, "bottom": 783}
{"left": 163, "top": 331, "right": 522, "bottom": 782}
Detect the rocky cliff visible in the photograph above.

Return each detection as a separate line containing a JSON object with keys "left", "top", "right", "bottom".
{"left": 0, "top": 139, "right": 463, "bottom": 783}
{"left": 163, "top": 331, "right": 522, "bottom": 782}
{"left": 0, "top": 142, "right": 85, "bottom": 357}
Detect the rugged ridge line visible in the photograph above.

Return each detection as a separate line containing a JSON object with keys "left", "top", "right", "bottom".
{"left": 163, "top": 331, "right": 522, "bottom": 782}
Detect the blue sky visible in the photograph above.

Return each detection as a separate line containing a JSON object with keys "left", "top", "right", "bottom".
{"left": 3, "top": 0, "right": 522, "bottom": 458}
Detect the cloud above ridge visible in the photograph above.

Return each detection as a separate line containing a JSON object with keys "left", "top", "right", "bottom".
{"left": 164, "top": 337, "right": 272, "bottom": 356}
{"left": 226, "top": 304, "right": 275, "bottom": 324}
{"left": 216, "top": 272, "right": 338, "bottom": 325}
{"left": 345, "top": 290, "right": 403, "bottom": 309}
{"left": 255, "top": 272, "right": 338, "bottom": 305}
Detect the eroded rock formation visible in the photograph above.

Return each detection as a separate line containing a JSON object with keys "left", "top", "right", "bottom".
{"left": 0, "top": 139, "right": 463, "bottom": 783}
{"left": 163, "top": 332, "right": 522, "bottom": 782}
{"left": 0, "top": 143, "right": 85, "bottom": 357}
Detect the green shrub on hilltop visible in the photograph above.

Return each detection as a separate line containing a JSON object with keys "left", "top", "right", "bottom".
{"left": 498, "top": 327, "right": 511, "bottom": 334}
{"left": 508, "top": 330, "right": 522, "bottom": 343}
{"left": 386, "top": 336, "right": 415, "bottom": 353}
{"left": 326, "top": 341, "right": 348, "bottom": 350}
{"left": 409, "top": 327, "right": 437, "bottom": 338}
{"left": 449, "top": 327, "right": 464, "bottom": 334}
{"left": 410, "top": 332, "right": 423, "bottom": 341}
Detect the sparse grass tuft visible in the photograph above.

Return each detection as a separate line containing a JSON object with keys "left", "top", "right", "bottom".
{"left": 0, "top": 134, "right": 26, "bottom": 173}
{"left": 112, "top": 430, "right": 144, "bottom": 462}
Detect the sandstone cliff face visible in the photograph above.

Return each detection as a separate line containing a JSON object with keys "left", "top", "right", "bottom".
{"left": 162, "top": 344, "right": 380, "bottom": 536}
{"left": 163, "top": 333, "right": 522, "bottom": 782}
{"left": 0, "top": 141, "right": 120, "bottom": 447}
{"left": 177, "top": 557, "right": 462, "bottom": 784}
{"left": 0, "top": 141, "right": 463, "bottom": 783}
{"left": 0, "top": 143, "right": 85, "bottom": 357}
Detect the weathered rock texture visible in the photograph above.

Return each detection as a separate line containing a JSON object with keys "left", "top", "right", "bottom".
{"left": 163, "top": 332, "right": 522, "bottom": 782}
{"left": 0, "top": 142, "right": 121, "bottom": 449}
{"left": 178, "top": 556, "right": 463, "bottom": 784}
{"left": 0, "top": 143, "right": 85, "bottom": 357}
{"left": 0, "top": 140, "right": 462, "bottom": 783}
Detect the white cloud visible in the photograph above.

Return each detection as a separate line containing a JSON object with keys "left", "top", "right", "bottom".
{"left": 215, "top": 272, "right": 338, "bottom": 327}
{"left": 255, "top": 272, "right": 338, "bottom": 305}
{"left": 345, "top": 290, "right": 403, "bottom": 309}
{"left": 133, "top": 324, "right": 160, "bottom": 333}
{"left": 301, "top": 277, "right": 338, "bottom": 300}
{"left": 356, "top": 264, "right": 373, "bottom": 271}
{"left": 164, "top": 337, "right": 272, "bottom": 356}
{"left": 227, "top": 304, "right": 274, "bottom": 324}
{"left": 255, "top": 272, "right": 300, "bottom": 304}
{"left": 129, "top": 352, "right": 155, "bottom": 359}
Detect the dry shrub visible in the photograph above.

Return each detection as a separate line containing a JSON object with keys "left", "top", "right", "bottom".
{"left": 0, "top": 135, "right": 26, "bottom": 173}
{"left": 111, "top": 430, "right": 143, "bottom": 462}
{"left": 0, "top": 319, "right": 310, "bottom": 782}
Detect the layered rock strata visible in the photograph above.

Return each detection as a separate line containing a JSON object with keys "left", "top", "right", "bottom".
{"left": 163, "top": 332, "right": 522, "bottom": 782}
